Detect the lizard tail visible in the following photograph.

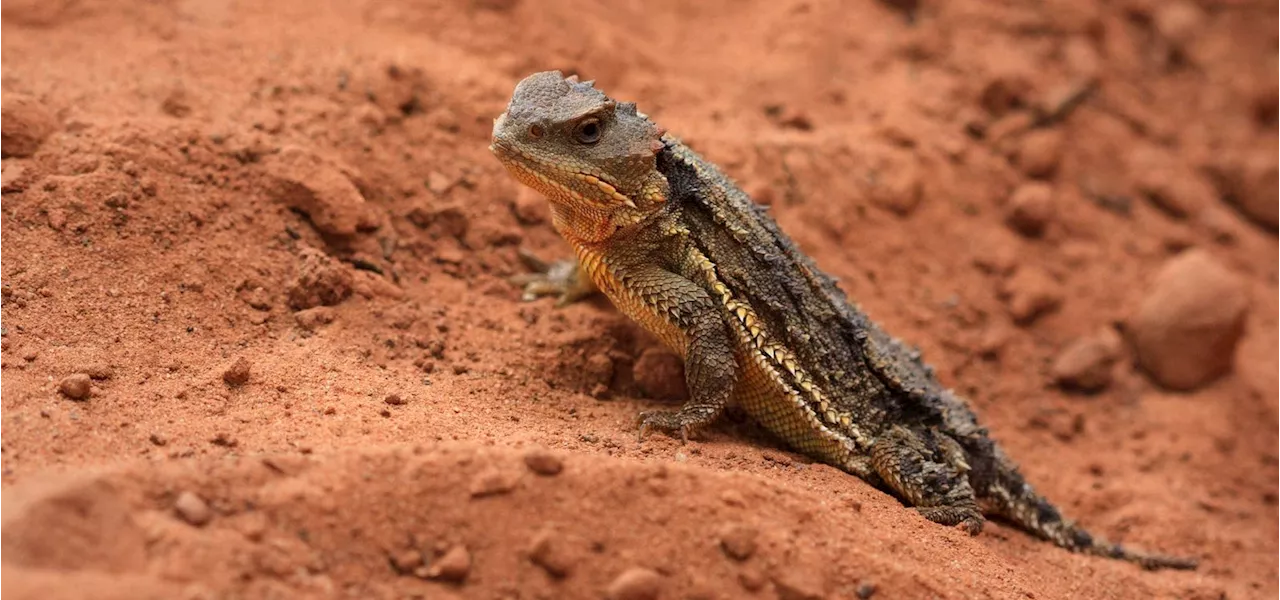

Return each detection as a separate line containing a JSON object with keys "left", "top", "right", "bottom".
{"left": 978, "top": 452, "right": 1198, "bottom": 570}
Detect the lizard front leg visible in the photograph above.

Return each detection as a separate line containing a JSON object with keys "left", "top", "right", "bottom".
{"left": 607, "top": 264, "right": 739, "bottom": 442}
{"left": 510, "top": 249, "right": 598, "bottom": 306}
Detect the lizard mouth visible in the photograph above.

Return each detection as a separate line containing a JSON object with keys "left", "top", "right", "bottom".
{"left": 489, "top": 138, "right": 636, "bottom": 209}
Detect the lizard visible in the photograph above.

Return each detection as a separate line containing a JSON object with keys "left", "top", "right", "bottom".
{"left": 488, "top": 71, "right": 1197, "bottom": 570}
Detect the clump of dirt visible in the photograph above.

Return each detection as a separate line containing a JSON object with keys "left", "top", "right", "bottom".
{"left": 2, "top": 1, "right": 1276, "bottom": 599}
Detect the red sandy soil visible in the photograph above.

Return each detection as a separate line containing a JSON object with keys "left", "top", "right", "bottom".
{"left": 2, "top": 1, "right": 1277, "bottom": 599}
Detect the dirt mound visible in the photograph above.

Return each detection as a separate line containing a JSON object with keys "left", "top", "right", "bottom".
{"left": 2, "top": 0, "right": 1276, "bottom": 598}
{"left": 0, "top": 443, "right": 1225, "bottom": 599}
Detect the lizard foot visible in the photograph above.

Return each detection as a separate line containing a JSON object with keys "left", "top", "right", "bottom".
{"left": 634, "top": 400, "right": 727, "bottom": 443}
{"left": 913, "top": 506, "right": 985, "bottom": 536}
{"left": 509, "top": 248, "right": 596, "bottom": 306}
{"left": 635, "top": 410, "right": 690, "bottom": 443}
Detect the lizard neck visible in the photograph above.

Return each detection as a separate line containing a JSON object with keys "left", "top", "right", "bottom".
{"left": 549, "top": 202, "right": 621, "bottom": 245}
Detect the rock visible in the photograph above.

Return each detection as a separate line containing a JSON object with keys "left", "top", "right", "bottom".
{"left": 222, "top": 357, "right": 251, "bottom": 386}
{"left": 1051, "top": 328, "right": 1124, "bottom": 393}
{"left": 426, "top": 171, "right": 455, "bottom": 195}
{"left": 1005, "top": 182, "right": 1054, "bottom": 237}
{"left": 79, "top": 362, "right": 114, "bottom": 380}
{"left": 287, "top": 248, "right": 354, "bottom": 310}
{"left": 1153, "top": 1, "right": 1203, "bottom": 49}
{"left": 469, "top": 466, "right": 519, "bottom": 497}
{"left": 773, "top": 572, "right": 825, "bottom": 600}
{"left": 528, "top": 529, "right": 574, "bottom": 578}
{"left": 1, "top": 94, "right": 57, "bottom": 158}
{"left": 971, "top": 234, "right": 1019, "bottom": 276}
{"left": 2, "top": 162, "right": 31, "bottom": 193}
{"left": 1198, "top": 205, "right": 1242, "bottom": 245}
{"left": 979, "top": 73, "right": 1032, "bottom": 117}
{"left": 1133, "top": 150, "right": 1212, "bottom": 219}
{"left": 1208, "top": 152, "right": 1278, "bottom": 230}
{"left": 718, "top": 523, "right": 758, "bottom": 561}
{"left": 58, "top": 374, "right": 92, "bottom": 400}
{"left": 1001, "top": 268, "right": 1063, "bottom": 325}
{"left": 173, "top": 491, "right": 212, "bottom": 526}
{"left": 511, "top": 187, "right": 547, "bottom": 225}
{"left": 606, "top": 567, "right": 662, "bottom": 600}
{"left": 632, "top": 347, "right": 687, "bottom": 401}
{"left": 1016, "top": 129, "right": 1063, "bottom": 178}
{"left": 1062, "top": 38, "right": 1101, "bottom": 80}
{"left": 865, "top": 159, "right": 923, "bottom": 217}
{"left": 384, "top": 394, "right": 406, "bottom": 406}
{"left": 426, "top": 545, "right": 471, "bottom": 582}
{"left": 738, "top": 568, "right": 767, "bottom": 592}
{"left": 294, "top": 305, "right": 337, "bottom": 330}
{"left": 976, "top": 325, "right": 1011, "bottom": 360}
{"left": 47, "top": 208, "right": 67, "bottom": 231}
{"left": 584, "top": 353, "right": 615, "bottom": 391}
{"left": 1130, "top": 250, "right": 1248, "bottom": 390}
{"left": 389, "top": 549, "right": 423, "bottom": 574}
{"left": 523, "top": 449, "right": 564, "bottom": 476}
{"left": 265, "top": 146, "right": 377, "bottom": 237}
{"left": 407, "top": 204, "right": 469, "bottom": 240}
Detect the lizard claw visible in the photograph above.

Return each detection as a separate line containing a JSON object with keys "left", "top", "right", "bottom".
{"left": 635, "top": 410, "right": 695, "bottom": 444}
{"left": 510, "top": 249, "right": 596, "bottom": 306}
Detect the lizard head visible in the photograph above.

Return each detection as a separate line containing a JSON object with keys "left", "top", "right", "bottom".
{"left": 490, "top": 71, "right": 669, "bottom": 241}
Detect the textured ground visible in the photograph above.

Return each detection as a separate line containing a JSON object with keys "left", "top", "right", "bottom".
{"left": 2, "top": 1, "right": 1277, "bottom": 599}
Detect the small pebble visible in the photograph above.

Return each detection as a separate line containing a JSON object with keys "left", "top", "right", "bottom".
{"left": 511, "top": 186, "right": 547, "bottom": 225}
{"left": 210, "top": 432, "right": 238, "bottom": 447}
{"left": 738, "top": 568, "right": 767, "bottom": 592}
{"left": 1199, "top": 206, "right": 1241, "bottom": 245}
{"left": 856, "top": 582, "right": 879, "bottom": 599}
{"left": 222, "top": 357, "right": 251, "bottom": 386}
{"left": 426, "top": 545, "right": 471, "bottom": 582}
{"left": 584, "top": 353, "right": 615, "bottom": 389}
{"left": 469, "top": 466, "right": 519, "bottom": 497}
{"left": 294, "top": 306, "right": 337, "bottom": 331}
{"left": 773, "top": 572, "right": 825, "bottom": 600}
{"left": 1153, "top": 1, "right": 1203, "bottom": 49}
{"left": 1210, "top": 153, "right": 1278, "bottom": 230}
{"left": 865, "top": 160, "right": 923, "bottom": 217}
{"left": 389, "top": 549, "right": 423, "bottom": 574}
{"left": 80, "top": 362, "right": 114, "bottom": 380}
{"left": 1051, "top": 328, "right": 1123, "bottom": 393}
{"left": 1005, "top": 182, "right": 1054, "bottom": 237}
{"left": 523, "top": 449, "right": 564, "bottom": 476}
{"left": 1002, "top": 268, "right": 1063, "bottom": 325}
{"left": 149, "top": 432, "right": 168, "bottom": 446}
{"left": 174, "top": 491, "right": 212, "bottom": 526}
{"left": 1016, "top": 129, "right": 1063, "bottom": 178}
{"left": 528, "top": 529, "right": 574, "bottom": 578}
{"left": 58, "top": 374, "right": 92, "bottom": 400}
{"left": 607, "top": 567, "right": 663, "bottom": 600}
{"left": 384, "top": 393, "right": 406, "bottom": 405}
{"left": 718, "top": 523, "right": 759, "bottom": 561}
{"left": 1, "top": 94, "right": 57, "bottom": 158}
{"left": 632, "top": 348, "right": 687, "bottom": 401}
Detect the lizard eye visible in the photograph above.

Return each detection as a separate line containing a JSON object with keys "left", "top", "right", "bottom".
{"left": 528, "top": 123, "right": 545, "bottom": 138}
{"left": 574, "top": 118, "right": 602, "bottom": 145}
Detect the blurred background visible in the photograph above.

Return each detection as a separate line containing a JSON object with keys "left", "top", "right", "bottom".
{"left": 2, "top": 1, "right": 1276, "bottom": 599}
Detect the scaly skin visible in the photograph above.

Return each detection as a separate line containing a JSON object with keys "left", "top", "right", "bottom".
{"left": 489, "top": 71, "right": 1197, "bottom": 570}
